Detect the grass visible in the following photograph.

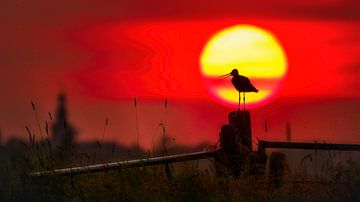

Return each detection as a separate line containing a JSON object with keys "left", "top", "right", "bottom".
{"left": 1, "top": 136, "right": 360, "bottom": 202}
{"left": 0, "top": 100, "right": 359, "bottom": 201}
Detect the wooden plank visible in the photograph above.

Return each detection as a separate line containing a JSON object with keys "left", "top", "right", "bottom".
{"left": 258, "top": 141, "right": 360, "bottom": 152}
{"left": 31, "top": 150, "right": 218, "bottom": 177}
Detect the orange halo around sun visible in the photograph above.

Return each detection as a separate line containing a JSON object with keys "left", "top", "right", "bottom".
{"left": 200, "top": 24, "right": 288, "bottom": 108}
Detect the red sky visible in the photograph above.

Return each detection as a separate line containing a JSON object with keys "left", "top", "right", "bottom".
{"left": 1, "top": 0, "right": 360, "bottom": 149}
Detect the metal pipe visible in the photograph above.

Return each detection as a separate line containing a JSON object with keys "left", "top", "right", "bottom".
{"left": 258, "top": 141, "right": 360, "bottom": 152}
{"left": 31, "top": 150, "right": 217, "bottom": 177}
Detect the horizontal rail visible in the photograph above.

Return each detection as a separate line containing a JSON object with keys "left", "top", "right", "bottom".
{"left": 258, "top": 141, "right": 360, "bottom": 152}
{"left": 31, "top": 150, "right": 218, "bottom": 177}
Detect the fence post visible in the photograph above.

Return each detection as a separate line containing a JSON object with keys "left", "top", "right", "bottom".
{"left": 216, "top": 124, "right": 241, "bottom": 176}
{"left": 268, "top": 152, "right": 287, "bottom": 188}
{"left": 228, "top": 110, "right": 252, "bottom": 151}
{"left": 215, "top": 110, "right": 254, "bottom": 176}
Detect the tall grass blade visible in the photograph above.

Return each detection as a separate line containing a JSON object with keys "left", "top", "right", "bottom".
{"left": 45, "top": 121, "right": 49, "bottom": 136}
{"left": 31, "top": 101, "right": 36, "bottom": 111}
{"left": 31, "top": 101, "right": 43, "bottom": 138}
{"left": 102, "top": 118, "right": 109, "bottom": 140}
{"left": 159, "top": 122, "right": 167, "bottom": 157}
{"left": 134, "top": 97, "right": 140, "bottom": 157}
{"left": 46, "top": 138, "right": 52, "bottom": 156}
{"left": 48, "top": 112, "right": 53, "bottom": 121}
{"left": 25, "top": 126, "right": 32, "bottom": 141}
{"left": 96, "top": 140, "right": 102, "bottom": 151}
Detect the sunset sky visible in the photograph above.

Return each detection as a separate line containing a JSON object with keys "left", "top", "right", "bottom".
{"left": 1, "top": 0, "right": 360, "bottom": 149}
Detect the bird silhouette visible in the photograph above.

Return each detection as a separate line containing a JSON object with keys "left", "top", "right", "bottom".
{"left": 221, "top": 69, "right": 259, "bottom": 110}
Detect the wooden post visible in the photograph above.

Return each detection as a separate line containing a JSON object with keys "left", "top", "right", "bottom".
{"left": 268, "top": 152, "right": 287, "bottom": 188}
{"left": 251, "top": 139, "right": 267, "bottom": 176}
{"left": 216, "top": 110, "right": 254, "bottom": 176}
{"left": 228, "top": 110, "right": 252, "bottom": 151}
{"left": 217, "top": 124, "right": 241, "bottom": 176}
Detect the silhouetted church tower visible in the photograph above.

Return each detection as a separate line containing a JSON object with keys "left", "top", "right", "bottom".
{"left": 52, "top": 93, "right": 77, "bottom": 152}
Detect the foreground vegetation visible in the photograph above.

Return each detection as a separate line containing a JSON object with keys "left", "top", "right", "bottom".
{"left": 0, "top": 138, "right": 360, "bottom": 202}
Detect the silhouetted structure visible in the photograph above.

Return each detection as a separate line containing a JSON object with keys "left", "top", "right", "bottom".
{"left": 229, "top": 110, "right": 252, "bottom": 150}
{"left": 268, "top": 152, "right": 287, "bottom": 188}
{"left": 221, "top": 69, "right": 258, "bottom": 110}
{"left": 52, "top": 93, "right": 77, "bottom": 161}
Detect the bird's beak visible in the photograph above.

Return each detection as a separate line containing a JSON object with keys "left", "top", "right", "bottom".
{"left": 219, "top": 73, "right": 231, "bottom": 79}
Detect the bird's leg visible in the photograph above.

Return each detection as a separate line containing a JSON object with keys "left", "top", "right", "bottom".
{"left": 243, "top": 92, "right": 246, "bottom": 111}
{"left": 238, "top": 92, "right": 240, "bottom": 111}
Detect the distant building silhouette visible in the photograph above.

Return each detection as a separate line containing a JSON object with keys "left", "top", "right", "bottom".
{"left": 52, "top": 93, "right": 77, "bottom": 158}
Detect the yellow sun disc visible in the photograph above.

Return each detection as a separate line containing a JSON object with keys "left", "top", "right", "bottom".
{"left": 200, "top": 24, "right": 287, "bottom": 108}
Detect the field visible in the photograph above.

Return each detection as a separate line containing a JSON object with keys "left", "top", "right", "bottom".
{"left": 0, "top": 138, "right": 360, "bottom": 202}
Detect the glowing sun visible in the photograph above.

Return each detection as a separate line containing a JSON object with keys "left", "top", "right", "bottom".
{"left": 200, "top": 25, "right": 287, "bottom": 108}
